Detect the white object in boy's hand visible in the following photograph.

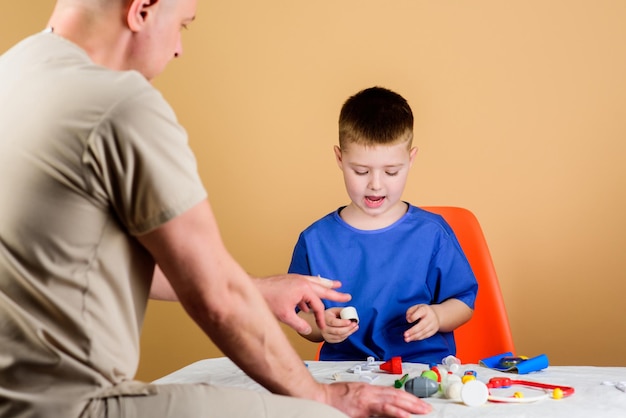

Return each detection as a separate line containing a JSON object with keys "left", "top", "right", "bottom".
{"left": 340, "top": 306, "right": 359, "bottom": 324}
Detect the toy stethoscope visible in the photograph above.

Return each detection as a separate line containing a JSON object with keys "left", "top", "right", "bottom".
{"left": 486, "top": 377, "right": 575, "bottom": 403}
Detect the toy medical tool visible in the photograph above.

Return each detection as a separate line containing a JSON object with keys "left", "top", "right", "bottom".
{"left": 442, "top": 355, "right": 461, "bottom": 373}
{"left": 380, "top": 357, "right": 403, "bottom": 374}
{"left": 394, "top": 374, "right": 410, "bottom": 388}
{"left": 346, "top": 356, "right": 403, "bottom": 375}
{"left": 346, "top": 356, "right": 378, "bottom": 374}
{"left": 404, "top": 364, "right": 450, "bottom": 397}
{"left": 405, "top": 376, "right": 439, "bottom": 398}
{"left": 486, "top": 377, "right": 575, "bottom": 403}
{"left": 340, "top": 306, "right": 359, "bottom": 324}
{"left": 480, "top": 352, "right": 549, "bottom": 374}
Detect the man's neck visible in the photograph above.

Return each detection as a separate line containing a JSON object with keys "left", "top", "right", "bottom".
{"left": 47, "top": 3, "right": 130, "bottom": 71}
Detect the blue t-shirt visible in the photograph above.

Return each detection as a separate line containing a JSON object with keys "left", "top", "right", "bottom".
{"left": 288, "top": 204, "right": 478, "bottom": 364}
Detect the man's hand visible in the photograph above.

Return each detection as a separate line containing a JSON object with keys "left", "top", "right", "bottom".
{"left": 254, "top": 274, "right": 351, "bottom": 335}
{"left": 323, "top": 381, "right": 433, "bottom": 418}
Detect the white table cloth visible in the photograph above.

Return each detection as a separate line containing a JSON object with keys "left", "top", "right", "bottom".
{"left": 155, "top": 357, "right": 626, "bottom": 417}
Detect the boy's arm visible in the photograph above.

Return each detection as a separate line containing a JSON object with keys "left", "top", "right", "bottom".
{"left": 430, "top": 298, "right": 473, "bottom": 332}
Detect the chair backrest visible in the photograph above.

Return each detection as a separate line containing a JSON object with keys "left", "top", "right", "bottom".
{"left": 421, "top": 206, "right": 515, "bottom": 363}
{"left": 314, "top": 206, "right": 515, "bottom": 364}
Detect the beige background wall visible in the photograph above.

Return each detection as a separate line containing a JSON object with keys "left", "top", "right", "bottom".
{"left": 3, "top": 1, "right": 625, "bottom": 382}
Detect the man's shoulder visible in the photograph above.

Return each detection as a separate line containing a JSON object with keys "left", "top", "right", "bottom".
{"left": 4, "top": 33, "right": 155, "bottom": 100}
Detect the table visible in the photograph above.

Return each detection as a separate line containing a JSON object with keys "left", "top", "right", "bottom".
{"left": 155, "top": 357, "right": 626, "bottom": 417}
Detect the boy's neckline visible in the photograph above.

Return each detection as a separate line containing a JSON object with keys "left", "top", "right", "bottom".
{"left": 338, "top": 201, "right": 410, "bottom": 231}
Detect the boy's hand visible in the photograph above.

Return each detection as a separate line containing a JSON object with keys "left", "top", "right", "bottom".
{"left": 321, "top": 307, "right": 359, "bottom": 343}
{"left": 403, "top": 304, "right": 440, "bottom": 342}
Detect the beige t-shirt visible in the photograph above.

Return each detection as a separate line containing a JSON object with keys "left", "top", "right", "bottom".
{"left": 0, "top": 32, "right": 207, "bottom": 415}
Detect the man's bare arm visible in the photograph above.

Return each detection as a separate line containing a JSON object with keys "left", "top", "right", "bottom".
{"left": 138, "top": 200, "right": 325, "bottom": 400}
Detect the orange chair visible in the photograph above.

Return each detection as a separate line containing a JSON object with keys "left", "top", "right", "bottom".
{"left": 421, "top": 206, "right": 515, "bottom": 364}
{"left": 315, "top": 206, "right": 515, "bottom": 364}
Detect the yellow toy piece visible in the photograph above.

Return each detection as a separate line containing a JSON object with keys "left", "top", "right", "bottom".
{"left": 552, "top": 388, "right": 564, "bottom": 399}
{"left": 462, "top": 375, "right": 476, "bottom": 384}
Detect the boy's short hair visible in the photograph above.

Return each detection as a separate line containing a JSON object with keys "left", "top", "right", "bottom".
{"left": 338, "top": 86, "right": 414, "bottom": 149}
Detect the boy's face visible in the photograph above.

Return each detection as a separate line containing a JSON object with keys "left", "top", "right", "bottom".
{"left": 335, "top": 140, "right": 417, "bottom": 223}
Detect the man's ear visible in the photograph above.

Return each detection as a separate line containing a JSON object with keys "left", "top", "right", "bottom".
{"left": 127, "top": 0, "right": 160, "bottom": 32}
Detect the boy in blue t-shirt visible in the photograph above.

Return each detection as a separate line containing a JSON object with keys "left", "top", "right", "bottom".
{"left": 288, "top": 86, "right": 478, "bottom": 364}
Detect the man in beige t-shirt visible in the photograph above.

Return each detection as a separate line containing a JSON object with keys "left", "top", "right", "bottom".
{"left": 0, "top": 1, "right": 432, "bottom": 417}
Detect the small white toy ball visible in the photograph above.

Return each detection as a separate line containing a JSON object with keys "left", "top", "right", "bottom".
{"left": 445, "top": 382, "right": 463, "bottom": 400}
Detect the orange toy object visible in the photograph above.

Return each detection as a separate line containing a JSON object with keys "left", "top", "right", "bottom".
{"left": 380, "top": 356, "right": 403, "bottom": 374}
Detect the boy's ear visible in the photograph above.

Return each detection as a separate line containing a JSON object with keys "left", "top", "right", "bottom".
{"left": 127, "top": 0, "right": 160, "bottom": 32}
{"left": 334, "top": 145, "right": 344, "bottom": 168}
{"left": 409, "top": 147, "right": 418, "bottom": 165}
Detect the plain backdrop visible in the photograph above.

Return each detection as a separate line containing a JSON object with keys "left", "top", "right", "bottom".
{"left": 2, "top": 1, "right": 625, "bottom": 382}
